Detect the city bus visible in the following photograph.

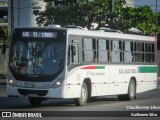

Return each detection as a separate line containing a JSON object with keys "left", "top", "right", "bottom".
{"left": 7, "top": 27, "right": 157, "bottom": 106}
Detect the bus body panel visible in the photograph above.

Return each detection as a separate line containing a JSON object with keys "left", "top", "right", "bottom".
{"left": 66, "top": 68, "right": 81, "bottom": 98}
{"left": 7, "top": 27, "right": 157, "bottom": 102}
{"left": 65, "top": 64, "right": 157, "bottom": 98}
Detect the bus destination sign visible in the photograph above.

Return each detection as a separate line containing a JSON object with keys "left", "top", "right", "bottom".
{"left": 22, "top": 32, "right": 57, "bottom": 38}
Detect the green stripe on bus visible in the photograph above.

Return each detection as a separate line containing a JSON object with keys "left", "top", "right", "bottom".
{"left": 140, "top": 66, "right": 157, "bottom": 73}
{"left": 96, "top": 66, "right": 105, "bottom": 69}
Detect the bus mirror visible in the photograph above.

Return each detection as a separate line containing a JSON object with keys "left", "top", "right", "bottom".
{"left": 2, "top": 44, "right": 6, "bottom": 54}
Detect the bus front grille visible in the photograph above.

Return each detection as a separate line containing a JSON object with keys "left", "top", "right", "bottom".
{"left": 17, "top": 89, "right": 48, "bottom": 96}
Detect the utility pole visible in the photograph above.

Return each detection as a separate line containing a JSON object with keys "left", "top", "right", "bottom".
{"left": 155, "top": 0, "right": 159, "bottom": 67}
{"left": 109, "top": 0, "right": 113, "bottom": 13}
{"left": 109, "top": 0, "right": 114, "bottom": 28}
{"left": 156, "top": 0, "right": 158, "bottom": 48}
{"left": 156, "top": 0, "right": 157, "bottom": 15}
{"left": 11, "top": 0, "right": 14, "bottom": 34}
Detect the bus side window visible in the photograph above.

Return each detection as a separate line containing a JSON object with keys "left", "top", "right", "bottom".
{"left": 112, "top": 40, "right": 120, "bottom": 62}
{"left": 83, "top": 38, "right": 94, "bottom": 62}
{"left": 98, "top": 39, "right": 109, "bottom": 63}
{"left": 124, "top": 41, "right": 132, "bottom": 63}
{"left": 135, "top": 42, "right": 144, "bottom": 62}
{"left": 145, "top": 43, "right": 155, "bottom": 63}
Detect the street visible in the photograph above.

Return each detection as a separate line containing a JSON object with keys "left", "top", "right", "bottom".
{"left": 0, "top": 81, "right": 160, "bottom": 120}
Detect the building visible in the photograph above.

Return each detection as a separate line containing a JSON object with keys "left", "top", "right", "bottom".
{"left": 125, "top": 0, "right": 134, "bottom": 7}
{"left": 0, "top": 0, "right": 8, "bottom": 40}
{"left": 8, "top": 0, "right": 46, "bottom": 34}
{"left": 0, "top": 0, "right": 7, "bottom": 24}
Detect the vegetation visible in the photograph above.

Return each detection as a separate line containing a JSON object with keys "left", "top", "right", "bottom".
{"left": 0, "top": 26, "right": 10, "bottom": 77}
{"left": 1, "top": 26, "right": 10, "bottom": 46}
{"left": 33, "top": 0, "right": 160, "bottom": 35}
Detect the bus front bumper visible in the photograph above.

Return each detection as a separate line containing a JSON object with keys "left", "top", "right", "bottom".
{"left": 7, "top": 84, "right": 67, "bottom": 98}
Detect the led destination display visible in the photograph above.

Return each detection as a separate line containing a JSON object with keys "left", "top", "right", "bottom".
{"left": 22, "top": 31, "right": 57, "bottom": 38}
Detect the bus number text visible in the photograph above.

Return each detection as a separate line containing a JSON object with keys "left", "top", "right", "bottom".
{"left": 119, "top": 68, "right": 137, "bottom": 74}
{"left": 22, "top": 32, "right": 29, "bottom": 37}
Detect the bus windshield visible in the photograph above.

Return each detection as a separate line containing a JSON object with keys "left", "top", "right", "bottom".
{"left": 9, "top": 39, "right": 65, "bottom": 80}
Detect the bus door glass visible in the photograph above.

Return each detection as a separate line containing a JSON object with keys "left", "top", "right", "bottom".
{"left": 72, "top": 44, "right": 79, "bottom": 63}
{"left": 69, "top": 44, "right": 79, "bottom": 64}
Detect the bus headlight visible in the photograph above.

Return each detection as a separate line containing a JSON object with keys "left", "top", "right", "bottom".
{"left": 9, "top": 79, "right": 14, "bottom": 86}
{"left": 55, "top": 81, "right": 61, "bottom": 86}
{"left": 53, "top": 78, "right": 64, "bottom": 88}
{"left": 8, "top": 75, "right": 15, "bottom": 86}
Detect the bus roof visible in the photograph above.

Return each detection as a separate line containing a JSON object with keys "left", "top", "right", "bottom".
{"left": 66, "top": 29, "right": 155, "bottom": 42}
{"left": 14, "top": 27, "right": 155, "bottom": 42}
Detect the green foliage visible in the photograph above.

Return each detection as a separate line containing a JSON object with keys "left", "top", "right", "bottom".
{"left": 109, "top": 2, "right": 159, "bottom": 35}
{"left": 33, "top": 0, "right": 160, "bottom": 35}
{"left": 1, "top": 26, "right": 10, "bottom": 46}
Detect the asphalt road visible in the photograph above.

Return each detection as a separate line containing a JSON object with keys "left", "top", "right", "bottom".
{"left": 0, "top": 81, "right": 160, "bottom": 120}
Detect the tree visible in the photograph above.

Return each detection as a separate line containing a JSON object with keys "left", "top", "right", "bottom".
{"left": 0, "top": 26, "right": 10, "bottom": 77}
{"left": 108, "top": 1, "right": 160, "bottom": 35}
{"left": 34, "top": 0, "right": 112, "bottom": 29}
{"left": 1, "top": 26, "right": 10, "bottom": 46}
{"left": 0, "top": 26, "right": 10, "bottom": 54}
{"left": 123, "top": 6, "right": 159, "bottom": 35}
{"left": 33, "top": 0, "right": 160, "bottom": 35}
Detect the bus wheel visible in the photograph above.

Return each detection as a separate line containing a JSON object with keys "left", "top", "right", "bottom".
{"left": 74, "top": 82, "right": 88, "bottom": 106}
{"left": 128, "top": 79, "right": 136, "bottom": 100}
{"left": 118, "top": 79, "right": 136, "bottom": 101}
{"left": 28, "top": 97, "right": 42, "bottom": 106}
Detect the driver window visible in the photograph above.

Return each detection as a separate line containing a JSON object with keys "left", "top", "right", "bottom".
{"left": 71, "top": 44, "right": 79, "bottom": 64}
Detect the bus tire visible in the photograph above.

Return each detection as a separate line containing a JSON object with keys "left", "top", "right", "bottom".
{"left": 28, "top": 97, "right": 42, "bottom": 106}
{"left": 118, "top": 79, "right": 136, "bottom": 101}
{"left": 128, "top": 79, "right": 136, "bottom": 100}
{"left": 74, "top": 82, "right": 88, "bottom": 106}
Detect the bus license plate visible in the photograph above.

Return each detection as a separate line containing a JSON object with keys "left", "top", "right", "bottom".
{"left": 28, "top": 94, "right": 38, "bottom": 97}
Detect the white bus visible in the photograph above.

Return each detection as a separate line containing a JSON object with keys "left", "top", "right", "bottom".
{"left": 7, "top": 27, "right": 157, "bottom": 106}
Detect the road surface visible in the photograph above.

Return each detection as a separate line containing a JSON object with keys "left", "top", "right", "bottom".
{"left": 0, "top": 81, "right": 160, "bottom": 120}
